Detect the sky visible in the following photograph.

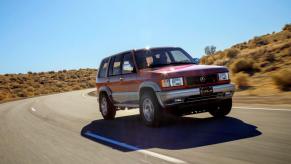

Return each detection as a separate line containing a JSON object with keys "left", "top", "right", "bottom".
{"left": 0, "top": 0, "right": 290, "bottom": 74}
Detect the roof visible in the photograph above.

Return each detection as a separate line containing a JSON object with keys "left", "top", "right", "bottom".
{"left": 103, "top": 46, "right": 180, "bottom": 59}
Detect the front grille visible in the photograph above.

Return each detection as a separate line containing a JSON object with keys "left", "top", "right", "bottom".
{"left": 186, "top": 74, "right": 218, "bottom": 86}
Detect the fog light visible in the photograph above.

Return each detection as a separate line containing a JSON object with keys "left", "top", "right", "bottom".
{"left": 225, "top": 91, "right": 231, "bottom": 96}
{"left": 174, "top": 98, "right": 183, "bottom": 102}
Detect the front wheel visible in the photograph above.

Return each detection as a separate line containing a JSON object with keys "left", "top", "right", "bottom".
{"left": 99, "top": 94, "right": 116, "bottom": 120}
{"left": 209, "top": 98, "right": 232, "bottom": 117}
{"left": 139, "top": 91, "right": 163, "bottom": 127}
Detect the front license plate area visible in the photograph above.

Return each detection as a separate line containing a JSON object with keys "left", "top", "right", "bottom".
{"left": 200, "top": 86, "right": 213, "bottom": 95}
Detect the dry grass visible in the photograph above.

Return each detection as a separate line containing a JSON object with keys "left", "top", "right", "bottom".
{"left": 0, "top": 68, "right": 97, "bottom": 102}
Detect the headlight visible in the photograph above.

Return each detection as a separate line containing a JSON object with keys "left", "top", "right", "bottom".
{"left": 161, "top": 77, "right": 184, "bottom": 87}
{"left": 218, "top": 72, "right": 229, "bottom": 81}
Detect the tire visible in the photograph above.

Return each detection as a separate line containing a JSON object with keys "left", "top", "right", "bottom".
{"left": 209, "top": 98, "right": 232, "bottom": 117}
{"left": 99, "top": 93, "right": 116, "bottom": 120}
{"left": 139, "top": 91, "right": 163, "bottom": 127}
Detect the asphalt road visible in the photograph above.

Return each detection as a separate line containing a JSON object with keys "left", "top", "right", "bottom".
{"left": 1, "top": 89, "right": 291, "bottom": 164}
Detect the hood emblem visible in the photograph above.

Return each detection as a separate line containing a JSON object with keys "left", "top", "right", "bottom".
{"left": 200, "top": 76, "right": 206, "bottom": 83}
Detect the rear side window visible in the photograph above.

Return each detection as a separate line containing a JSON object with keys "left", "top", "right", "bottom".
{"left": 98, "top": 58, "right": 109, "bottom": 78}
{"left": 122, "top": 53, "right": 135, "bottom": 74}
{"left": 109, "top": 55, "right": 122, "bottom": 76}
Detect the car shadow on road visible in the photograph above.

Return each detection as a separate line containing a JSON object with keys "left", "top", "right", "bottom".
{"left": 81, "top": 115, "right": 261, "bottom": 151}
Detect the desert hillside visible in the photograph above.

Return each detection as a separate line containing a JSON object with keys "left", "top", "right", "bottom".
{"left": 200, "top": 24, "right": 291, "bottom": 96}
{"left": 0, "top": 69, "right": 97, "bottom": 102}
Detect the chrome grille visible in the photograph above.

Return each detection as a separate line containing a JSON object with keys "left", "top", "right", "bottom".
{"left": 186, "top": 74, "right": 218, "bottom": 86}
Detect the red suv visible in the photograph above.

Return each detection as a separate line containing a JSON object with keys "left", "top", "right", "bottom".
{"left": 96, "top": 47, "right": 235, "bottom": 126}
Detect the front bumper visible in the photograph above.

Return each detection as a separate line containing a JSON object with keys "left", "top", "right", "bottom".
{"left": 156, "top": 84, "right": 235, "bottom": 107}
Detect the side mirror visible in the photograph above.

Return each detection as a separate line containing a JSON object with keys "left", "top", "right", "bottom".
{"left": 193, "top": 58, "right": 200, "bottom": 64}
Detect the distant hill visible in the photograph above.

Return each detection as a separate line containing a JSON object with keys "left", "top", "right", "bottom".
{"left": 0, "top": 69, "right": 97, "bottom": 102}
{"left": 200, "top": 24, "right": 291, "bottom": 96}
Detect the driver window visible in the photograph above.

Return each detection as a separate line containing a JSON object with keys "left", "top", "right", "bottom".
{"left": 170, "top": 50, "right": 189, "bottom": 62}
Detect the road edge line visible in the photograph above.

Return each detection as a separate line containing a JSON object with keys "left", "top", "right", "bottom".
{"left": 233, "top": 106, "right": 291, "bottom": 111}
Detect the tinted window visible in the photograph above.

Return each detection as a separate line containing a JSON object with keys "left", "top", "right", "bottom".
{"left": 98, "top": 58, "right": 109, "bottom": 78}
{"left": 170, "top": 50, "right": 191, "bottom": 62}
{"left": 109, "top": 55, "right": 122, "bottom": 76}
{"left": 122, "top": 53, "right": 135, "bottom": 74}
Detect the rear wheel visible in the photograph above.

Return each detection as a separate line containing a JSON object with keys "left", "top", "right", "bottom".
{"left": 139, "top": 91, "right": 163, "bottom": 127}
{"left": 99, "top": 93, "right": 116, "bottom": 120}
{"left": 209, "top": 98, "right": 232, "bottom": 117}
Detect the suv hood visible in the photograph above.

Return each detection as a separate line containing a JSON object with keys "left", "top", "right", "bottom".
{"left": 148, "top": 64, "right": 228, "bottom": 77}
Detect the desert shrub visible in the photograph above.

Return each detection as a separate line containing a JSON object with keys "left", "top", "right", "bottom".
{"left": 272, "top": 69, "right": 291, "bottom": 91}
{"left": 201, "top": 56, "right": 215, "bottom": 65}
{"left": 264, "top": 53, "right": 276, "bottom": 62}
{"left": 9, "top": 77, "right": 17, "bottom": 81}
{"left": 88, "top": 80, "right": 95, "bottom": 87}
{"left": 70, "top": 75, "right": 78, "bottom": 79}
{"left": 32, "top": 83, "right": 41, "bottom": 88}
{"left": 213, "top": 58, "right": 229, "bottom": 66}
{"left": 10, "top": 83, "right": 20, "bottom": 89}
{"left": 0, "top": 92, "right": 7, "bottom": 101}
{"left": 233, "top": 72, "right": 249, "bottom": 89}
{"left": 72, "top": 85, "right": 81, "bottom": 90}
{"left": 56, "top": 82, "right": 63, "bottom": 88}
{"left": 260, "top": 61, "right": 269, "bottom": 68}
{"left": 199, "top": 56, "right": 208, "bottom": 64}
{"left": 27, "top": 86, "right": 34, "bottom": 92}
{"left": 225, "top": 49, "right": 239, "bottom": 58}
{"left": 230, "top": 58, "right": 259, "bottom": 74}
{"left": 40, "top": 89, "right": 49, "bottom": 94}
{"left": 16, "top": 91, "right": 28, "bottom": 97}
{"left": 253, "top": 37, "right": 269, "bottom": 46}
{"left": 80, "top": 83, "right": 88, "bottom": 88}
{"left": 282, "top": 24, "right": 291, "bottom": 32}
{"left": 276, "top": 47, "right": 291, "bottom": 58}
{"left": 200, "top": 55, "right": 215, "bottom": 65}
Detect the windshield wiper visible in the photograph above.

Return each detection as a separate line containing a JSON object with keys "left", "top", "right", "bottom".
{"left": 171, "top": 61, "right": 195, "bottom": 65}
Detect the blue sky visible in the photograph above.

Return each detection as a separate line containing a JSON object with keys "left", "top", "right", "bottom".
{"left": 0, "top": 0, "right": 290, "bottom": 74}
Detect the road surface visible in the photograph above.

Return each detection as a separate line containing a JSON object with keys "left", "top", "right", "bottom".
{"left": 1, "top": 89, "right": 291, "bottom": 164}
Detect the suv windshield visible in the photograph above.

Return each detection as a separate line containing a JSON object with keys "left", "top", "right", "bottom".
{"left": 135, "top": 48, "right": 195, "bottom": 69}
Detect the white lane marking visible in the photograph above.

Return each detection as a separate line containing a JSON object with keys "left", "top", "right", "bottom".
{"left": 85, "top": 131, "right": 186, "bottom": 164}
{"left": 31, "top": 107, "right": 36, "bottom": 112}
{"left": 233, "top": 106, "right": 291, "bottom": 111}
{"left": 82, "top": 93, "right": 86, "bottom": 98}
